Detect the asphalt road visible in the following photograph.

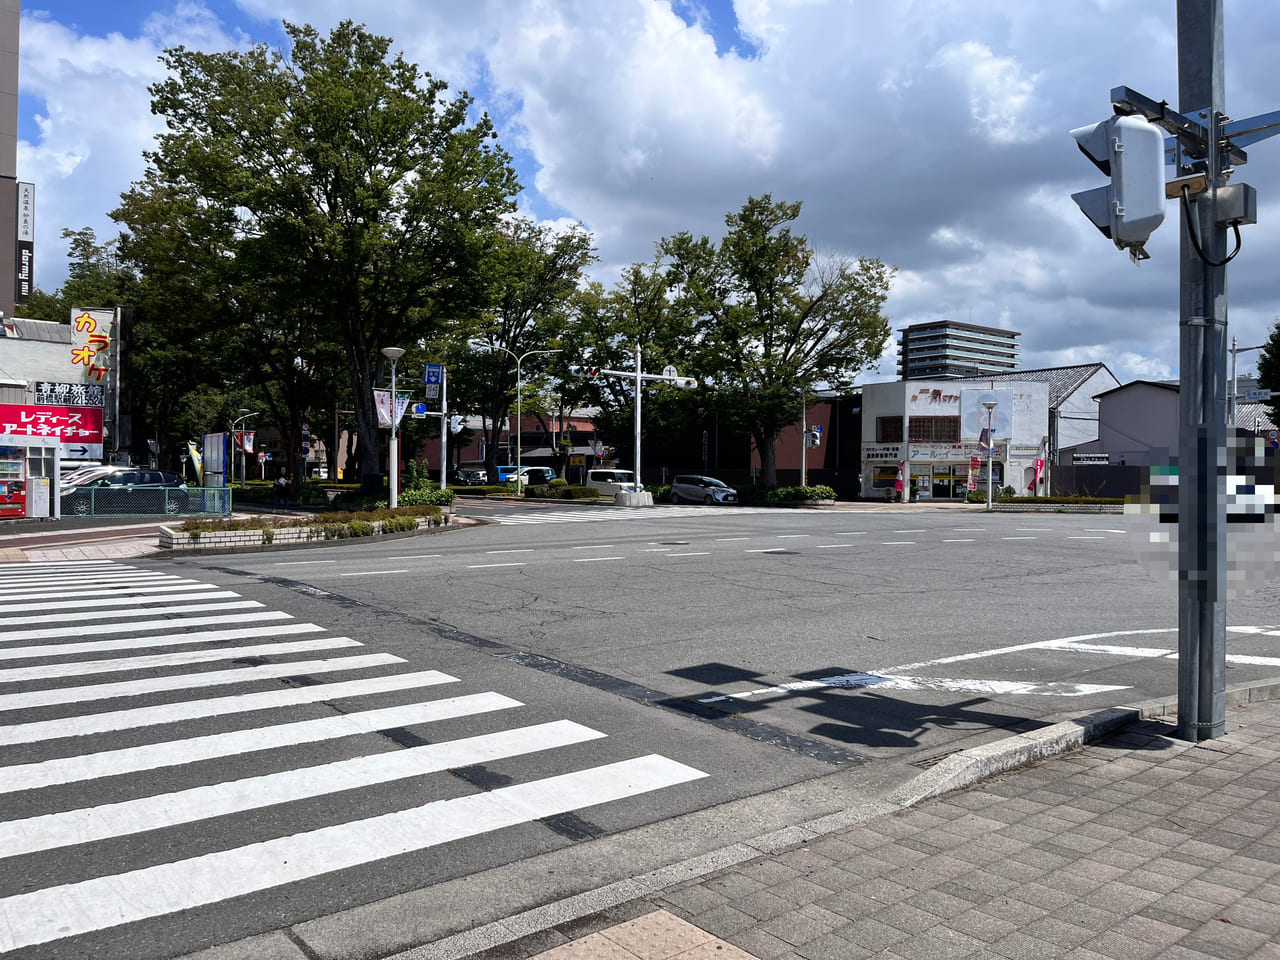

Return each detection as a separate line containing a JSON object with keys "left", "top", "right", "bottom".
{"left": 1, "top": 501, "right": 1277, "bottom": 959}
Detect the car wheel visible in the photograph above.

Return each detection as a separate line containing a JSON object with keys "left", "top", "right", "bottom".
{"left": 166, "top": 499, "right": 182, "bottom": 515}
{"left": 71, "top": 499, "right": 91, "bottom": 516}
{"left": 704, "top": 494, "right": 714, "bottom": 504}
{"left": 670, "top": 492, "right": 680, "bottom": 504}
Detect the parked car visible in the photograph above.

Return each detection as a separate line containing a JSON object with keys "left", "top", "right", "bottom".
{"left": 586, "top": 469, "right": 638, "bottom": 497}
{"left": 670, "top": 475, "right": 738, "bottom": 504}
{"left": 451, "top": 467, "right": 486, "bottom": 486}
{"left": 60, "top": 467, "right": 189, "bottom": 516}
{"left": 518, "top": 466, "right": 556, "bottom": 486}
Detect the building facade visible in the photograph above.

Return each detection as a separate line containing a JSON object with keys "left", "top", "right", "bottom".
{"left": 861, "top": 379, "right": 1050, "bottom": 500}
{"left": 897, "top": 320, "right": 1020, "bottom": 380}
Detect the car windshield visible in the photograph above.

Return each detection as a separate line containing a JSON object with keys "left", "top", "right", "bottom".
{"left": 704, "top": 478, "right": 728, "bottom": 488}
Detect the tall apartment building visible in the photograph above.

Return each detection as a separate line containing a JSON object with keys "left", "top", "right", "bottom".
{"left": 897, "top": 320, "right": 1020, "bottom": 380}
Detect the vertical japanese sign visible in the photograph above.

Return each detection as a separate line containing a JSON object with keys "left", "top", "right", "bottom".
{"left": 69, "top": 307, "right": 113, "bottom": 383}
{"left": 14, "top": 183, "right": 34, "bottom": 304}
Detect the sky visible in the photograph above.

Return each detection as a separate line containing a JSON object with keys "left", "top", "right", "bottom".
{"left": 12, "top": 0, "right": 1280, "bottom": 384}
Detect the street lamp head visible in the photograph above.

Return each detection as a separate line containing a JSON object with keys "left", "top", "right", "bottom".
{"left": 237, "top": 408, "right": 252, "bottom": 417}
{"left": 982, "top": 400, "right": 998, "bottom": 410}
{"left": 381, "top": 346, "right": 406, "bottom": 362}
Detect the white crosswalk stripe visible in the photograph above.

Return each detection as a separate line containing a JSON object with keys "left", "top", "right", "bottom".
{"left": 492, "top": 504, "right": 775, "bottom": 524}
{"left": 0, "top": 559, "right": 708, "bottom": 953}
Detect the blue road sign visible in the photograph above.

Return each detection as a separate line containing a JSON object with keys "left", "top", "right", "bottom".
{"left": 424, "top": 364, "right": 445, "bottom": 385}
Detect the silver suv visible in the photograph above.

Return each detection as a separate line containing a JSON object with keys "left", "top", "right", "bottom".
{"left": 670, "top": 475, "right": 737, "bottom": 504}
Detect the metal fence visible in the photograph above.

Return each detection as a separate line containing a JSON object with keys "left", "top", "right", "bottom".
{"left": 60, "top": 487, "right": 232, "bottom": 518}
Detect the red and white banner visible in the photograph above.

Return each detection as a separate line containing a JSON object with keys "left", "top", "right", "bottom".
{"left": 0, "top": 404, "right": 105, "bottom": 457}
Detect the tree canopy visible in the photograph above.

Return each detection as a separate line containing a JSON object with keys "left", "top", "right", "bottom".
{"left": 1256, "top": 318, "right": 1280, "bottom": 429}
{"left": 659, "top": 195, "right": 894, "bottom": 485}
{"left": 117, "top": 20, "right": 520, "bottom": 489}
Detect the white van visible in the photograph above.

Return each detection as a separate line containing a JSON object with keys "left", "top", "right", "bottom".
{"left": 586, "top": 469, "right": 637, "bottom": 497}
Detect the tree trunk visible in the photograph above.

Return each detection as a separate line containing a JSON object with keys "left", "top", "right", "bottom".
{"left": 756, "top": 431, "right": 778, "bottom": 487}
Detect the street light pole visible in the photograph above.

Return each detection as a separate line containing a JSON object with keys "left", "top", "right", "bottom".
{"left": 381, "top": 346, "right": 406, "bottom": 508}
{"left": 231, "top": 408, "right": 257, "bottom": 491}
{"left": 469, "top": 341, "right": 561, "bottom": 488}
{"left": 982, "top": 400, "right": 998, "bottom": 510}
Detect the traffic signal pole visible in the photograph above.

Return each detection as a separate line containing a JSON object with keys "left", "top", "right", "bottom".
{"left": 1074, "top": 1, "right": 1280, "bottom": 741}
{"left": 1176, "top": 0, "right": 1228, "bottom": 742}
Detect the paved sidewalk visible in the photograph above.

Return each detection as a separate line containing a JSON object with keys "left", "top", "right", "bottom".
{"left": 453, "top": 699, "right": 1280, "bottom": 960}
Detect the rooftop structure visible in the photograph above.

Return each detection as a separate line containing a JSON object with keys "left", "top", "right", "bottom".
{"left": 897, "top": 320, "right": 1020, "bottom": 380}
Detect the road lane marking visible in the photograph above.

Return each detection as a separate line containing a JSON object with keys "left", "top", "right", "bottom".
{"left": 667, "top": 552, "right": 710, "bottom": 557}
{"left": 573, "top": 557, "right": 625, "bottom": 563}
{"left": 0, "top": 623, "right": 326, "bottom": 662}
{"left": 745, "top": 548, "right": 787, "bottom": 553}
{"left": 715, "top": 537, "right": 750, "bottom": 541}
{"left": 340, "top": 569, "right": 411, "bottom": 576}
{"left": 1002, "top": 536, "right": 1036, "bottom": 540}
{"left": 0, "top": 721, "right": 607, "bottom": 858}
{"left": 0, "top": 582, "right": 215, "bottom": 603}
{"left": 0, "top": 654, "right": 405, "bottom": 711}
{"left": 0, "top": 756, "right": 706, "bottom": 952}
{"left": 881, "top": 541, "right": 915, "bottom": 545}
{"left": 0, "top": 670, "right": 460, "bottom": 746}
{"left": 467, "top": 562, "right": 526, "bottom": 569}
{"left": 699, "top": 674, "right": 1128, "bottom": 703}
{"left": 0, "top": 693, "right": 523, "bottom": 792}
{"left": 776, "top": 535, "right": 809, "bottom": 539}
{"left": 815, "top": 544, "right": 853, "bottom": 549}
{"left": 274, "top": 560, "right": 336, "bottom": 565}
{"left": 0, "top": 610, "right": 294, "bottom": 644}
{"left": 572, "top": 544, "right": 616, "bottom": 549}
{"left": 893, "top": 529, "right": 925, "bottom": 533}
{"left": 835, "top": 532, "right": 868, "bottom": 535}
{"left": 487, "top": 549, "right": 533, "bottom": 554}
{"left": 0, "top": 589, "right": 233, "bottom": 615}
{"left": 0, "top": 598, "right": 256, "bottom": 626}
{"left": 1068, "top": 536, "right": 1106, "bottom": 540}
{"left": 0, "top": 638, "right": 364, "bottom": 684}
{"left": 389, "top": 554, "right": 442, "bottom": 559}
{"left": 941, "top": 539, "right": 976, "bottom": 543}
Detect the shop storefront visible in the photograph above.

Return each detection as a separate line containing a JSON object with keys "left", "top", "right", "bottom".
{"left": 860, "top": 379, "right": 1048, "bottom": 501}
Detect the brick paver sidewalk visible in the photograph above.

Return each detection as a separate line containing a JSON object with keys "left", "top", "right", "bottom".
{"left": 495, "top": 701, "right": 1280, "bottom": 960}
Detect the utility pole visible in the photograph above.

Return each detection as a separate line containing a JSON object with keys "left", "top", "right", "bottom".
{"left": 1175, "top": 0, "right": 1229, "bottom": 742}
{"left": 1072, "top": 1, "right": 1280, "bottom": 740}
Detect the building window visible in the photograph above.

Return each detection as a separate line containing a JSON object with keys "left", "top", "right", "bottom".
{"left": 876, "top": 417, "right": 903, "bottom": 442}
{"left": 908, "top": 417, "right": 960, "bottom": 442}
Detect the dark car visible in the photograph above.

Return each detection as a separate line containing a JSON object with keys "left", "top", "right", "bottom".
{"left": 451, "top": 467, "right": 486, "bottom": 486}
{"left": 670, "top": 475, "right": 738, "bottom": 504}
{"left": 61, "top": 467, "right": 189, "bottom": 516}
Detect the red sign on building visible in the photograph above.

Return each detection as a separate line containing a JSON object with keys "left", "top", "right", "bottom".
{"left": 0, "top": 404, "right": 105, "bottom": 457}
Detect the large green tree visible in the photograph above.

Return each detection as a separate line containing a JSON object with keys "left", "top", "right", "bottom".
{"left": 558, "top": 262, "right": 698, "bottom": 474}
{"left": 660, "top": 195, "right": 894, "bottom": 485}
{"left": 444, "top": 218, "right": 595, "bottom": 481}
{"left": 123, "top": 20, "right": 520, "bottom": 491}
{"left": 1256, "top": 318, "right": 1280, "bottom": 429}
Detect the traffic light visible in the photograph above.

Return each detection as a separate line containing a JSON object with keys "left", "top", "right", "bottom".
{"left": 568, "top": 366, "right": 583, "bottom": 377}
{"left": 1070, "top": 114, "right": 1167, "bottom": 259}
{"left": 567, "top": 365, "right": 599, "bottom": 378}
{"left": 673, "top": 376, "right": 698, "bottom": 389}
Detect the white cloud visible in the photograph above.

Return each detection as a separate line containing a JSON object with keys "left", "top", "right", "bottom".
{"left": 931, "top": 40, "right": 1044, "bottom": 145}
{"left": 14, "top": 0, "right": 1280, "bottom": 383}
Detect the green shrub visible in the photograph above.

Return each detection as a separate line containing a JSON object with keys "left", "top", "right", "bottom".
{"left": 523, "top": 483, "right": 601, "bottom": 500}
{"left": 649, "top": 484, "right": 671, "bottom": 503}
{"left": 550, "top": 477, "right": 568, "bottom": 487}
{"left": 765, "top": 485, "right": 836, "bottom": 503}
{"left": 396, "top": 484, "right": 456, "bottom": 506}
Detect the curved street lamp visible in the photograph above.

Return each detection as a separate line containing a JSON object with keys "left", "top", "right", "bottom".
{"left": 231, "top": 408, "right": 257, "bottom": 490}
{"left": 381, "top": 346, "right": 406, "bottom": 507}
{"left": 469, "top": 341, "right": 561, "bottom": 487}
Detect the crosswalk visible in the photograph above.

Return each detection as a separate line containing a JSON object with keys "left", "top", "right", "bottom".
{"left": 492, "top": 504, "right": 775, "bottom": 524}
{"left": 0, "top": 559, "right": 707, "bottom": 955}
